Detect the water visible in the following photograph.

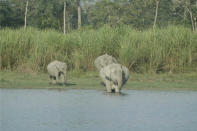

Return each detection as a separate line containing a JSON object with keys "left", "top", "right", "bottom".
{"left": 0, "top": 89, "right": 197, "bottom": 131}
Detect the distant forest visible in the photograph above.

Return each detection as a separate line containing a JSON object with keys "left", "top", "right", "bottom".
{"left": 0, "top": 0, "right": 197, "bottom": 31}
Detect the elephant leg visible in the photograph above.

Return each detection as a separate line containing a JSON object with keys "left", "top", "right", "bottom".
{"left": 110, "top": 85, "right": 115, "bottom": 93}
{"left": 114, "top": 85, "right": 120, "bottom": 93}
{"left": 106, "top": 86, "right": 112, "bottom": 93}
{"left": 49, "top": 75, "right": 53, "bottom": 84}
{"left": 60, "top": 74, "right": 66, "bottom": 84}
{"left": 51, "top": 76, "right": 57, "bottom": 84}
{"left": 54, "top": 72, "right": 59, "bottom": 84}
{"left": 105, "top": 80, "right": 112, "bottom": 93}
{"left": 100, "top": 74, "right": 111, "bottom": 92}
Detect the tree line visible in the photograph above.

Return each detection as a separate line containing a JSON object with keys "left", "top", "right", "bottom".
{"left": 0, "top": 0, "right": 197, "bottom": 32}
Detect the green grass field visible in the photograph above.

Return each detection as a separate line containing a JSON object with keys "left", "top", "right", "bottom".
{"left": 1, "top": 26, "right": 197, "bottom": 73}
{"left": 0, "top": 71, "right": 197, "bottom": 91}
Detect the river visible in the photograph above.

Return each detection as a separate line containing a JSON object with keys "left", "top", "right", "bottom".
{"left": 0, "top": 89, "right": 197, "bottom": 131}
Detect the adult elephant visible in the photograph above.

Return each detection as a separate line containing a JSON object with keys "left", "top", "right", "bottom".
{"left": 47, "top": 60, "right": 67, "bottom": 85}
{"left": 99, "top": 63, "right": 130, "bottom": 93}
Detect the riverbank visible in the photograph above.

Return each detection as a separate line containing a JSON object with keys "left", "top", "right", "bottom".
{"left": 0, "top": 71, "right": 196, "bottom": 91}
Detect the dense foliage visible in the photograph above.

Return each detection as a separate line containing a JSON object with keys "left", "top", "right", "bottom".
{"left": 0, "top": 26, "right": 197, "bottom": 73}
{"left": 0, "top": 0, "right": 197, "bottom": 30}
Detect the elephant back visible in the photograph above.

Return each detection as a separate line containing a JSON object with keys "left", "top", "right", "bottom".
{"left": 94, "top": 54, "right": 118, "bottom": 70}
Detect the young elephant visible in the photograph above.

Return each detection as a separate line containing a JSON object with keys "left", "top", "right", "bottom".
{"left": 47, "top": 60, "right": 67, "bottom": 85}
{"left": 99, "top": 63, "right": 130, "bottom": 93}
{"left": 94, "top": 54, "right": 118, "bottom": 71}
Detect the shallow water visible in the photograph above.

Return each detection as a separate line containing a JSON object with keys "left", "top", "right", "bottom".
{"left": 0, "top": 89, "right": 197, "bottom": 131}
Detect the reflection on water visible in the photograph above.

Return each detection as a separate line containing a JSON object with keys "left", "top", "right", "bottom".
{"left": 0, "top": 89, "right": 197, "bottom": 131}
{"left": 103, "top": 91, "right": 127, "bottom": 96}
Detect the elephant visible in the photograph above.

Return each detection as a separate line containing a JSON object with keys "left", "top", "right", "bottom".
{"left": 94, "top": 54, "right": 118, "bottom": 71}
{"left": 99, "top": 63, "right": 130, "bottom": 93}
{"left": 47, "top": 60, "right": 67, "bottom": 85}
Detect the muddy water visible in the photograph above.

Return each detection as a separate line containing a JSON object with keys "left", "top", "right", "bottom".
{"left": 0, "top": 89, "right": 197, "bottom": 131}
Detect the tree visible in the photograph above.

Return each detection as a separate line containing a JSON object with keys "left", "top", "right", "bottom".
{"left": 63, "top": 1, "right": 66, "bottom": 34}
{"left": 1, "top": 0, "right": 196, "bottom": 31}
{"left": 88, "top": 0, "right": 129, "bottom": 28}
{"left": 0, "top": 1, "right": 12, "bottom": 28}
{"left": 88, "top": 0, "right": 155, "bottom": 29}
{"left": 77, "top": 0, "right": 81, "bottom": 29}
{"left": 173, "top": 0, "right": 197, "bottom": 31}
{"left": 24, "top": 0, "right": 28, "bottom": 29}
{"left": 0, "top": 0, "right": 25, "bottom": 28}
{"left": 153, "top": 0, "right": 159, "bottom": 28}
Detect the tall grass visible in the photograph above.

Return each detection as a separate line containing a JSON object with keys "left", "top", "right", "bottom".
{"left": 0, "top": 25, "right": 197, "bottom": 73}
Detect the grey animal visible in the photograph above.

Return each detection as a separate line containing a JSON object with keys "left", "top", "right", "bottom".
{"left": 94, "top": 54, "right": 118, "bottom": 71}
{"left": 99, "top": 63, "right": 130, "bottom": 93}
{"left": 47, "top": 60, "right": 67, "bottom": 85}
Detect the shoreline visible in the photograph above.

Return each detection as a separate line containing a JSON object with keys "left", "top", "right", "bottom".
{"left": 1, "top": 87, "right": 197, "bottom": 91}
{"left": 0, "top": 71, "right": 197, "bottom": 91}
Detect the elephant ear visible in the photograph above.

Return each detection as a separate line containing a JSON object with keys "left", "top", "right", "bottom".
{"left": 122, "top": 71, "right": 127, "bottom": 85}
{"left": 122, "top": 66, "right": 130, "bottom": 85}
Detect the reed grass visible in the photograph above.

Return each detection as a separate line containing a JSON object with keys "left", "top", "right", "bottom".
{"left": 0, "top": 25, "right": 197, "bottom": 73}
